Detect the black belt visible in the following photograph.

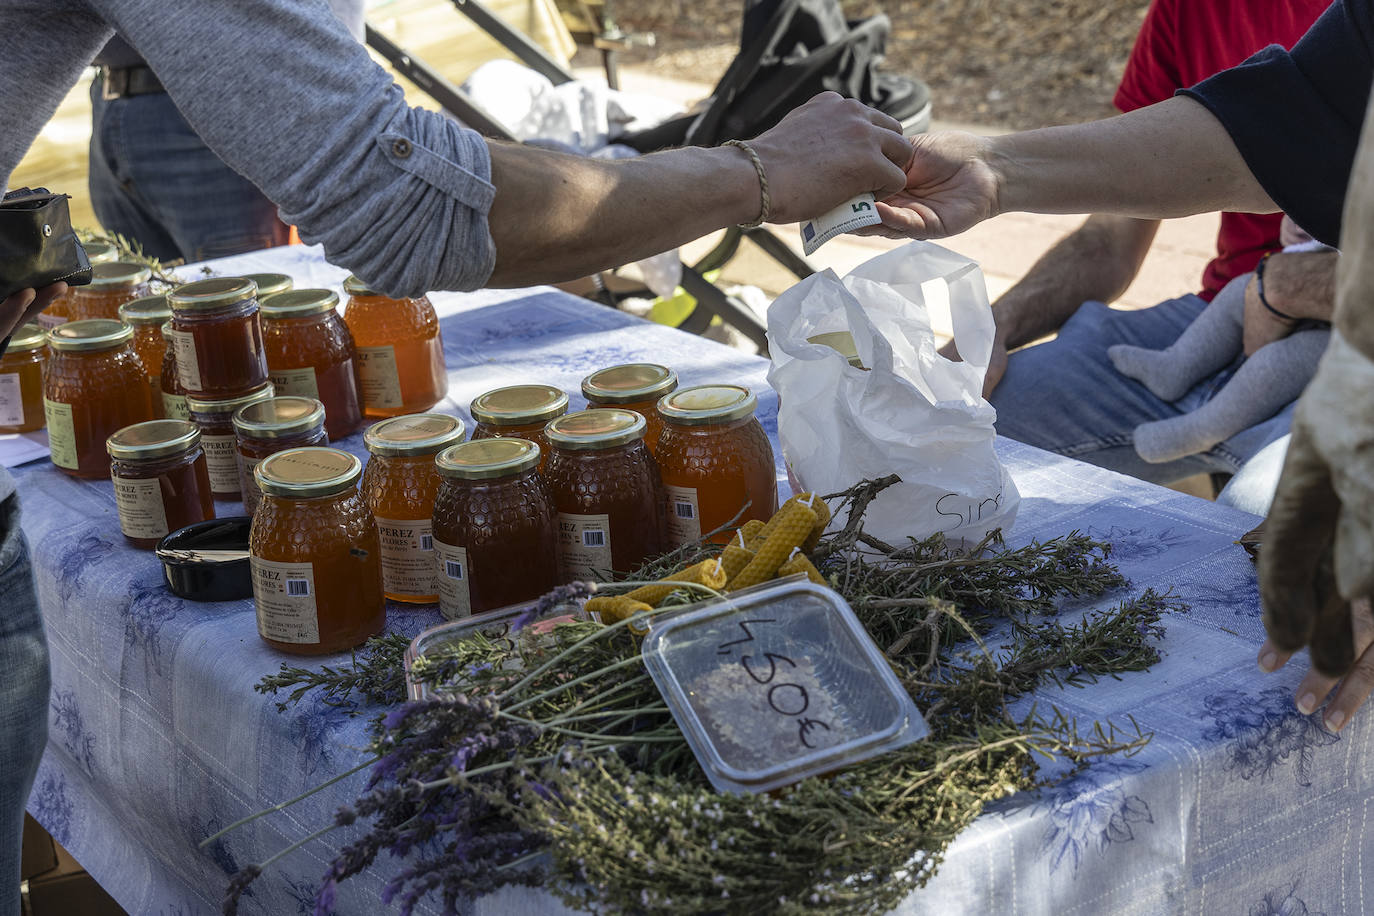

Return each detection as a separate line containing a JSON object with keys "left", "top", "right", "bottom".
{"left": 99, "top": 65, "right": 165, "bottom": 101}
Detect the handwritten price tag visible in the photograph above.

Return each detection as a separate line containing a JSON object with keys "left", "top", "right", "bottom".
{"left": 799, "top": 193, "right": 882, "bottom": 256}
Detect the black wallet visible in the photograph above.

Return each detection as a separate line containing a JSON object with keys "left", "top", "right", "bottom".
{"left": 0, "top": 187, "right": 92, "bottom": 301}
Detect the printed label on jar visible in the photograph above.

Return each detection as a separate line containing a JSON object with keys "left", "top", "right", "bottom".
{"left": 0, "top": 373, "right": 25, "bottom": 427}
{"left": 269, "top": 366, "right": 319, "bottom": 400}
{"left": 168, "top": 328, "right": 202, "bottom": 393}
{"left": 239, "top": 456, "right": 261, "bottom": 507}
{"left": 250, "top": 557, "right": 320, "bottom": 644}
{"left": 664, "top": 484, "right": 701, "bottom": 546}
{"left": 201, "top": 433, "right": 241, "bottom": 495}
{"left": 375, "top": 516, "right": 437, "bottom": 598}
{"left": 35, "top": 312, "right": 67, "bottom": 331}
{"left": 433, "top": 538, "right": 472, "bottom": 620}
{"left": 112, "top": 476, "right": 169, "bottom": 540}
{"left": 558, "top": 512, "right": 612, "bottom": 579}
{"left": 43, "top": 398, "right": 77, "bottom": 469}
{"left": 161, "top": 391, "right": 190, "bottom": 421}
{"left": 356, "top": 345, "right": 403, "bottom": 409}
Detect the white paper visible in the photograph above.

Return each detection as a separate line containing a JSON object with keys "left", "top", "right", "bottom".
{"left": 0, "top": 430, "right": 50, "bottom": 468}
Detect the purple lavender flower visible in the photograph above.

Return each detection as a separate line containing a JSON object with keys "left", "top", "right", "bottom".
{"left": 510, "top": 581, "right": 597, "bottom": 632}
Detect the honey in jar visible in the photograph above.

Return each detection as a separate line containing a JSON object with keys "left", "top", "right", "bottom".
{"left": 40, "top": 238, "right": 119, "bottom": 330}
{"left": 432, "top": 438, "right": 559, "bottom": 618}
{"left": 655, "top": 385, "right": 778, "bottom": 547}
{"left": 186, "top": 382, "right": 275, "bottom": 500}
{"left": 360, "top": 413, "right": 466, "bottom": 604}
{"left": 242, "top": 273, "right": 293, "bottom": 298}
{"left": 0, "top": 324, "right": 48, "bottom": 434}
{"left": 469, "top": 384, "right": 568, "bottom": 469}
{"left": 106, "top": 419, "right": 215, "bottom": 549}
{"left": 250, "top": 447, "right": 385, "bottom": 655}
{"left": 341, "top": 275, "right": 447, "bottom": 417}
{"left": 543, "top": 409, "right": 666, "bottom": 579}
{"left": 159, "top": 323, "right": 190, "bottom": 421}
{"left": 167, "top": 277, "right": 269, "bottom": 398}
{"left": 44, "top": 319, "right": 155, "bottom": 478}
{"left": 233, "top": 396, "right": 328, "bottom": 516}
{"left": 118, "top": 294, "right": 172, "bottom": 418}
{"left": 260, "top": 289, "right": 362, "bottom": 441}
{"left": 67, "top": 261, "right": 152, "bottom": 322}
{"left": 581, "top": 364, "right": 678, "bottom": 453}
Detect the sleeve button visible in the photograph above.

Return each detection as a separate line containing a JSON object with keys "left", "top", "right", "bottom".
{"left": 391, "top": 138, "right": 412, "bottom": 158}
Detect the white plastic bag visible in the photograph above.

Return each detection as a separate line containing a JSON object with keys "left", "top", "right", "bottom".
{"left": 766, "top": 241, "right": 1019, "bottom": 547}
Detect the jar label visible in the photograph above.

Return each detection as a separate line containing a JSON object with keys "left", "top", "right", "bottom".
{"left": 250, "top": 557, "right": 320, "bottom": 644}
{"left": 43, "top": 398, "right": 78, "bottom": 469}
{"left": 239, "top": 456, "right": 261, "bottom": 508}
{"left": 664, "top": 484, "right": 701, "bottom": 546}
{"left": 375, "top": 515, "right": 437, "bottom": 598}
{"left": 169, "top": 328, "right": 202, "bottom": 392}
{"left": 0, "top": 373, "right": 25, "bottom": 427}
{"left": 356, "top": 345, "right": 403, "bottom": 409}
{"left": 433, "top": 538, "right": 472, "bottom": 620}
{"left": 269, "top": 366, "right": 320, "bottom": 400}
{"left": 558, "top": 512, "right": 612, "bottom": 579}
{"left": 35, "top": 312, "right": 67, "bottom": 331}
{"left": 112, "top": 476, "right": 169, "bottom": 540}
{"left": 161, "top": 391, "right": 191, "bottom": 421}
{"left": 201, "top": 433, "right": 241, "bottom": 495}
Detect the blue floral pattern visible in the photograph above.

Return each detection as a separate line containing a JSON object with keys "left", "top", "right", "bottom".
{"left": 51, "top": 688, "right": 96, "bottom": 774}
{"left": 1085, "top": 524, "right": 1192, "bottom": 562}
{"left": 1200, "top": 687, "right": 1340, "bottom": 786}
{"left": 1250, "top": 878, "right": 1326, "bottom": 916}
{"left": 30, "top": 773, "right": 75, "bottom": 845}
{"left": 1184, "top": 573, "right": 1261, "bottom": 618}
{"left": 51, "top": 529, "right": 114, "bottom": 601}
{"left": 1037, "top": 759, "right": 1153, "bottom": 875}
{"left": 124, "top": 577, "right": 182, "bottom": 678}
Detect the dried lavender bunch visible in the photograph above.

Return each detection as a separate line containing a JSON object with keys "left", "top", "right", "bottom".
{"left": 256, "top": 633, "right": 413, "bottom": 713}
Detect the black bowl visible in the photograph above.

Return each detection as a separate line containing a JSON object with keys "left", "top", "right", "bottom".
{"left": 156, "top": 516, "right": 253, "bottom": 602}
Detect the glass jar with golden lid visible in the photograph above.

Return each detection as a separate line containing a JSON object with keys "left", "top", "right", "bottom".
{"left": 581, "top": 364, "right": 678, "bottom": 453}
{"left": 250, "top": 447, "right": 384, "bottom": 655}
{"left": 106, "top": 419, "right": 215, "bottom": 549}
{"left": 469, "top": 384, "right": 569, "bottom": 468}
{"left": 242, "top": 273, "right": 293, "bottom": 298}
{"left": 167, "top": 276, "right": 269, "bottom": 398}
{"left": 44, "top": 319, "right": 155, "bottom": 478}
{"left": 119, "top": 294, "right": 172, "bottom": 416}
{"left": 260, "top": 288, "right": 362, "bottom": 441}
{"left": 361, "top": 413, "right": 466, "bottom": 604}
{"left": 40, "top": 238, "right": 120, "bottom": 330}
{"left": 432, "top": 438, "right": 558, "bottom": 618}
{"left": 233, "top": 396, "right": 328, "bottom": 516}
{"left": 159, "top": 322, "right": 190, "bottom": 421}
{"left": 543, "top": 409, "right": 666, "bottom": 580}
{"left": 0, "top": 323, "right": 48, "bottom": 434}
{"left": 186, "top": 382, "right": 276, "bottom": 500}
{"left": 67, "top": 261, "right": 152, "bottom": 322}
{"left": 341, "top": 275, "right": 447, "bottom": 418}
{"left": 654, "top": 384, "right": 778, "bottom": 547}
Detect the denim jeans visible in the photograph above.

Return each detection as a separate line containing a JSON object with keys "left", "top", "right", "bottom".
{"left": 990, "top": 295, "right": 1295, "bottom": 517}
{"left": 0, "top": 477, "right": 49, "bottom": 916}
{"left": 88, "top": 81, "right": 290, "bottom": 263}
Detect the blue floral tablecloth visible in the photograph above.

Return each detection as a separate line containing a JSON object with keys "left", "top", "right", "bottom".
{"left": 19, "top": 247, "right": 1371, "bottom": 916}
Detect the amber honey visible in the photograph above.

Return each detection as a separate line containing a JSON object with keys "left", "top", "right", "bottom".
{"left": 186, "top": 383, "right": 276, "bottom": 500}
{"left": 581, "top": 364, "right": 678, "bottom": 453}
{"left": 260, "top": 289, "right": 362, "bottom": 441}
{"left": 432, "top": 438, "right": 558, "bottom": 618}
{"left": 341, "top": 276, "right": 447, "bottom": 417}
{"left": 119, "top": 294, "right": 172, "bottom": 418}
{"left": 168, "top": 277, "right": 269, "bottom": 398}
{"left": 233, "top": 396, "right": 328, "bottom": 516}
{"left": 39, "top": 239, "right": 119, "bottom": 330}
{"left": 44, "top": 320, "right": 154, "bottom": 478}
{"left": 469, "top": 384, "right": 568, "bottom": 469}
{"left": 159, "top": 323, "right": 190, "bottom": 421}
{"left": 107, "top": 419, "right": 215, "bottom": 549}
{"left": 360, "top": 413, "right": 466, "bottom": 604}
{"left": 67, "top": 262, "right": 151, "bottom": 322}
{"left": 250, "top": 447, "right": 385, "bottom": 655}
{"left": 0, "top": 324, "right": 47, "bottom": 434}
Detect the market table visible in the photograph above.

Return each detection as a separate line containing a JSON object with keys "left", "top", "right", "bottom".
{"left": 18, "top": 246, "right": 1373, "bottom": 916}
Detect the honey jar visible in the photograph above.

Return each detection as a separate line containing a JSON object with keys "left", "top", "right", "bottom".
{"left": 341, "top": 275, "right": 447, "bottom": 418}
{"left": 655, "top": 385, "right": 778, "bottom": 547}
{"left": 159, "top": 323, "right": 190, "bottom": 421}
{"left": 186, "top": 382, "right": 275, "bottom": 500}
{"left": 242, "top": 273, "right": 293, "bottom": 298}
{"left": 167, "top": 277, "right": 269, "bottom": 398}
{"left": 469, "top": 384, "right": 568, "bottom": 469}
{"left": 250, "top": 447, "right": 385, "bottom": 655}
{"left": 44, "top": 319, "right": 155, "bottom": 478}
{"left": 118, "top": 294, "right": 172, "bottom": 418}
{"left": 432, "top": 438, "right": 559, "bottom": 618}
{"left": 40, "top": 238, "right": 119, "bottom": 330}
{"left": 581, "top": 364, "right": 678, "bottom": 453}
{"left": 233, "top": 396, "right": 328, "bottom": 516}
{"left": 67, "top": 261, "right": 151, "bottom": 322}
{"left": 106, "top": 419, "right": 215, "bottom": 549}
{"left": 360, "top": 413, "right": 466, "bottom": 604}
{"left": 0, "top": 324, "right": 47, "bottom": 434}
{"left": 543, "top": 409, "right": 666, "bottom": 580}
{"left": 260, "top": 289, "right": 362, "bottom": 441}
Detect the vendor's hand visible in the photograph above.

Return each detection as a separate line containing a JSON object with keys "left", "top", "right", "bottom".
{"left": 1242, "top": 270, "right": 1297, "bottom": 356}
{"left": 857, "top": 131, "right": 1001, "bottom": 240}
{"left": 1258, "top": 597, "right": 1374, "bottom": 732}
{"left": 1, "top": 282, "right": 67, "bottom": 341}
{"left": 939, "top": 335, "right": 1008, "bottom": 398}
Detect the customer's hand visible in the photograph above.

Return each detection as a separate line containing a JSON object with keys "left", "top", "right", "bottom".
{"left": 1258, "top": 598, "right": 1374, "bottom": 732}
{"left": 938, "top": 334, "right": 1008, "bottom": 398}
{"left": 1, "top": 282, "right": 67, "bottom": 341}
{"left": 859, "top": 131, "right": 1001, "bottom": 240}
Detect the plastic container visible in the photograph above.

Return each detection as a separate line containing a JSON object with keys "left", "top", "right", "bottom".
{"left": 156, "top": 516, "right": 253, "bottom": 602}
{"left": 167, "top": 277, "right": 269, "bottom": 398}
{"left": 260, "top": 288, "right": 362, "bottom": 441}
{"left": 641, "top": 578, "right": 929, "bottom": 794}
{"left": 468, "top": 384, "right": 568, "bottom": 470}
{"left": 118, "top": 293, "right": 173, "bottom": 417}
{"left": 107, "top": 419, "right": 215, "bottom": 549}
{"left": 581, "top": 363, "right": 678, "bottom": 453}
{"left": 233, "top": 396, "right": 328, "bottom": 516}
{"left": 0, "top": 323, "right": 47, "bottom": 434}
{"left": 186, "top": 382, "right": 276, "bottom": 499}
{"left": 341, "top": 275, "right": 447, "bottom": 417}
{"left": 67, "top": 261, "right": 151, "bottom": 321}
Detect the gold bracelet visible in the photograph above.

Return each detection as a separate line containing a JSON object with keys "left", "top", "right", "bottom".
{"left": 722, "top": 139, "right": 770, "bottom": 229}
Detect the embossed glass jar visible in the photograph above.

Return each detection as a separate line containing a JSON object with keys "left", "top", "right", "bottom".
{"left": 581, "top": 363, "right": 678, "bottom": 453}
{"left": 469, "top": 384, "right": 568, "bottom": 470}
{"left": 118, "top": 293, "right": 173, "bottom": 417}
{"left": 260, "top": 288, "right": 362, "bottom": 441}
{"left": 68, "top": 261, "right": 152, "bottom": 322}
{"left": 233, "top": 396, "right": 328, "bottom": 516}
{"left": 341, "top": 275, "right": 447, "bottom": 418}
{"left": 40, "top": 238, "right": 119, "bottom": 329}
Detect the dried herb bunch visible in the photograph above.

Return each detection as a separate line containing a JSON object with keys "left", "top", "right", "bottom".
{"left": 76, "top": 227, "right": 184, "bottom": 287}
{"left": 233, "top": 479, "right": 1184, "bottom": 915}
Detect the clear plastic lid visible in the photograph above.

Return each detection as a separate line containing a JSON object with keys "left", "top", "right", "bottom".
{"left": 641, "top": 578, "right": 928, "bottom": 794}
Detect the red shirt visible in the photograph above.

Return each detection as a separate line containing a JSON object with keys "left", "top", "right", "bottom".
{"left": 1114, "top": 0, "right": 1330, "bottom": 299}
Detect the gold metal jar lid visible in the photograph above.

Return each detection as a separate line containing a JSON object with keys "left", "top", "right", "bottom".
{"left": 83, "top": 238, "right": 119, "bottom": 264}
{"left": 47, "top": 319, "right": 133, "bottom": 352}
{"left": 436, "top": 438, "right": 540, "bottom": 480}
{"left": 255, "top": 446, "right": 361, "bottom": 498}
{"left": 260, "top": 289, "right": 339, "bottom": 319}
{"left": 169, "top": 277, "right": 257, "bottom": 312}
{"left": 342, "top": 275, "right": 387, "bottom": 297}
{"left": 186, "top": 382, "right": 276, "bottom": 416}
{"left": 6, "top": 324, "right": 47, "bottom": 353}
{"left": 364, "top": 413, "right": 466, "bottom": 457}
{"left": 88, "top": 261, "right": 151, "bottom": 289}
{"left": 470, "top": 384, "right": 569, "bottom": 426}
{"left": 233, "top": 396, "right": 326, "bottom": 439}
{"left": 581, "top": 363, "right": 679, "bottom": 404}
{"left": 106, "top": 419, "right": 201, "bottom": 461}
{"left": 118, "top": 294, "right": 172, "bottom": 326}
{"left": 242, "top": 273, "right": 293, "bottom": 297}
{"left": 544, "top": 408, "right": 645, "bottom": 451}
{"left": 657, "top": 385, "right": 757, "bottom": 426}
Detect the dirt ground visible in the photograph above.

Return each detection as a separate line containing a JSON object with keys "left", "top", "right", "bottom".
{"left": 603, "top": 0, "right": 1148, "bottom": 129}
